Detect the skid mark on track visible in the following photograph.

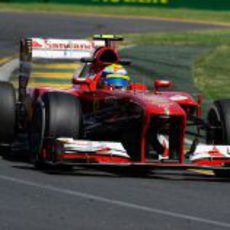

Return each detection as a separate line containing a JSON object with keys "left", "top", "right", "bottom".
{"left": 0, "top": 174, "right": 230, "bottom": 228}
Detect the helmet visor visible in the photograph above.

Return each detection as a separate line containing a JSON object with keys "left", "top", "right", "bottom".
{"left": 104, "top": 75, "right": 130, "bottom": 88}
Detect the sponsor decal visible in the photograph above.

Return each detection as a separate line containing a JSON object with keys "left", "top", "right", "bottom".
{"left": 32, "top": 38, "right": 104, "bottom": 51}
{"left": 164, "top": 108, "right": 170, "bottom": 115}
{"left": 30, "top": 38, "right": 105, "bottom": 60}
{"left": 32, "top": 40, "right": 43, "bottom": 48}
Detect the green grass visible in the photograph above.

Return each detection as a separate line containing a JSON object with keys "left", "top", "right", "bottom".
{"left": 0, "top": 3, "right": 230, "bottom": 25}
{"left": 194, "top": 45, "right": 230, "bottom": 99}
{"left": 125, "top": 30, "right": 230, "bottom": 46}
{"left": 124, "top": 30, "right": 230, "bottom": 100}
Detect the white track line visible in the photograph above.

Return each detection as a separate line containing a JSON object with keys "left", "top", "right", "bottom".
{"left": 0, "top": 59, "right": 18, "bottom": 81}
{"left": 0, "top": 174, "right": 230, "bottom": 228}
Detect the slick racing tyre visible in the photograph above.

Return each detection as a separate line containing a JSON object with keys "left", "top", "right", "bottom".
{"left": 30, "top": 92, "right": 82, "bottom": 168}
{"left": 206, "top": 99, "right": 230, "bottom": 145}
{"left": 42, "top": 92, "right": 82, "bottom": 139}
{"left": 0, "top": 81, "right": 16, "bottom": 144}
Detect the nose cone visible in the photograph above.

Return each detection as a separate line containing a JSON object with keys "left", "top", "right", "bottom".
{"left": 134, "top": 93, "right": 186, "bottom": 117}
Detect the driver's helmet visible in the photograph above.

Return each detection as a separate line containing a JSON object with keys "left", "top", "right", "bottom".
{"left": 103, "top": 74, "right": 130, "bottom": 90}
{"left": 100, "top": 64, "right": 130, "bottom": 89}
{"left": 102, "top": 64, "right": 128, "bottom": 76}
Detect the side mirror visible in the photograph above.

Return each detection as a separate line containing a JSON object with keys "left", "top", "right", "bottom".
{"left": 154, "top": 80, "right": 172, "bottom": 92}
{"left": 72, "top": 78, "right": 93, "bottom": 91}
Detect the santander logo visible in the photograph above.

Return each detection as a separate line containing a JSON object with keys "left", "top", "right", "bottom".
{"left": 32, "top": 40, "right": 43, "bottom": 48}
{"left": 32, "top": 38, "right": 96, "bottom": 50}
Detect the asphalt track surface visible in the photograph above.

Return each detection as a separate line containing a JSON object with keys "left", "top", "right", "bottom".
{"left": 1, "top": 11, "right": 230, "bottom": 230}
{"left": 0, "top": 11, "right": 229, "bottom": 57}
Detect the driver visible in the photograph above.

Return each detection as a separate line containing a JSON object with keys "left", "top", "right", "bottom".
{"left": 99, "top": 64, "right": 130, "bottom": 90}
{"left": 102, "top": 73, "right": 130, "bottom": 90}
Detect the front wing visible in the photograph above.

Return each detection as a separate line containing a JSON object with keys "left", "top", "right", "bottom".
{"left": 42, "top": 138, "right": 230, "bottom": 176}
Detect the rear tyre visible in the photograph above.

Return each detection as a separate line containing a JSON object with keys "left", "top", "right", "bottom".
{"left": 30, "top": 92, "right": 82, "bottom": 169}
{"left": 206, "top": 99, "right": 230, "bottom": 145}
{"left": 0, "top": 81, "right": 16, "bottom": 144}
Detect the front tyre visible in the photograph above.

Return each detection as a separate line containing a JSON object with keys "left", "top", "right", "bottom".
{"left": 206, "top": 99, "right": 230, "bottom": 145}
{"left": 29, "top": 92, "right": 82, "bottom": 168}
{"left": 29, "top": 100, "right": 46, "bottom": 169}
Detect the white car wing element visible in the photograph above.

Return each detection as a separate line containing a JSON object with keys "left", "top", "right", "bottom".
{"left": 56, "top": 138, "right": 130, "bottom": 159}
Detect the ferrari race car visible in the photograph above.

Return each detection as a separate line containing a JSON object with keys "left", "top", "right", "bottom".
{"left": 1, "top": 34, "right": 230, "bottom": 176}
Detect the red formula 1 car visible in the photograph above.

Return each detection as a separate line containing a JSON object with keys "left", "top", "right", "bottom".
{"left": 1, "top": 34, "right": 230, "bottom": 176}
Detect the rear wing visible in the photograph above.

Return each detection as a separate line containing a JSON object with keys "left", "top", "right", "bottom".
{"left": 19, "top": 37, "right": 105, "bottom": 101}
{"left": 20, "top": 37, "right": 105, "bottom": 61}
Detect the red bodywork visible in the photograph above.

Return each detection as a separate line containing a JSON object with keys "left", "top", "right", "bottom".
{"left": 20, "top": 36, "right": 230, "bottom": 173}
